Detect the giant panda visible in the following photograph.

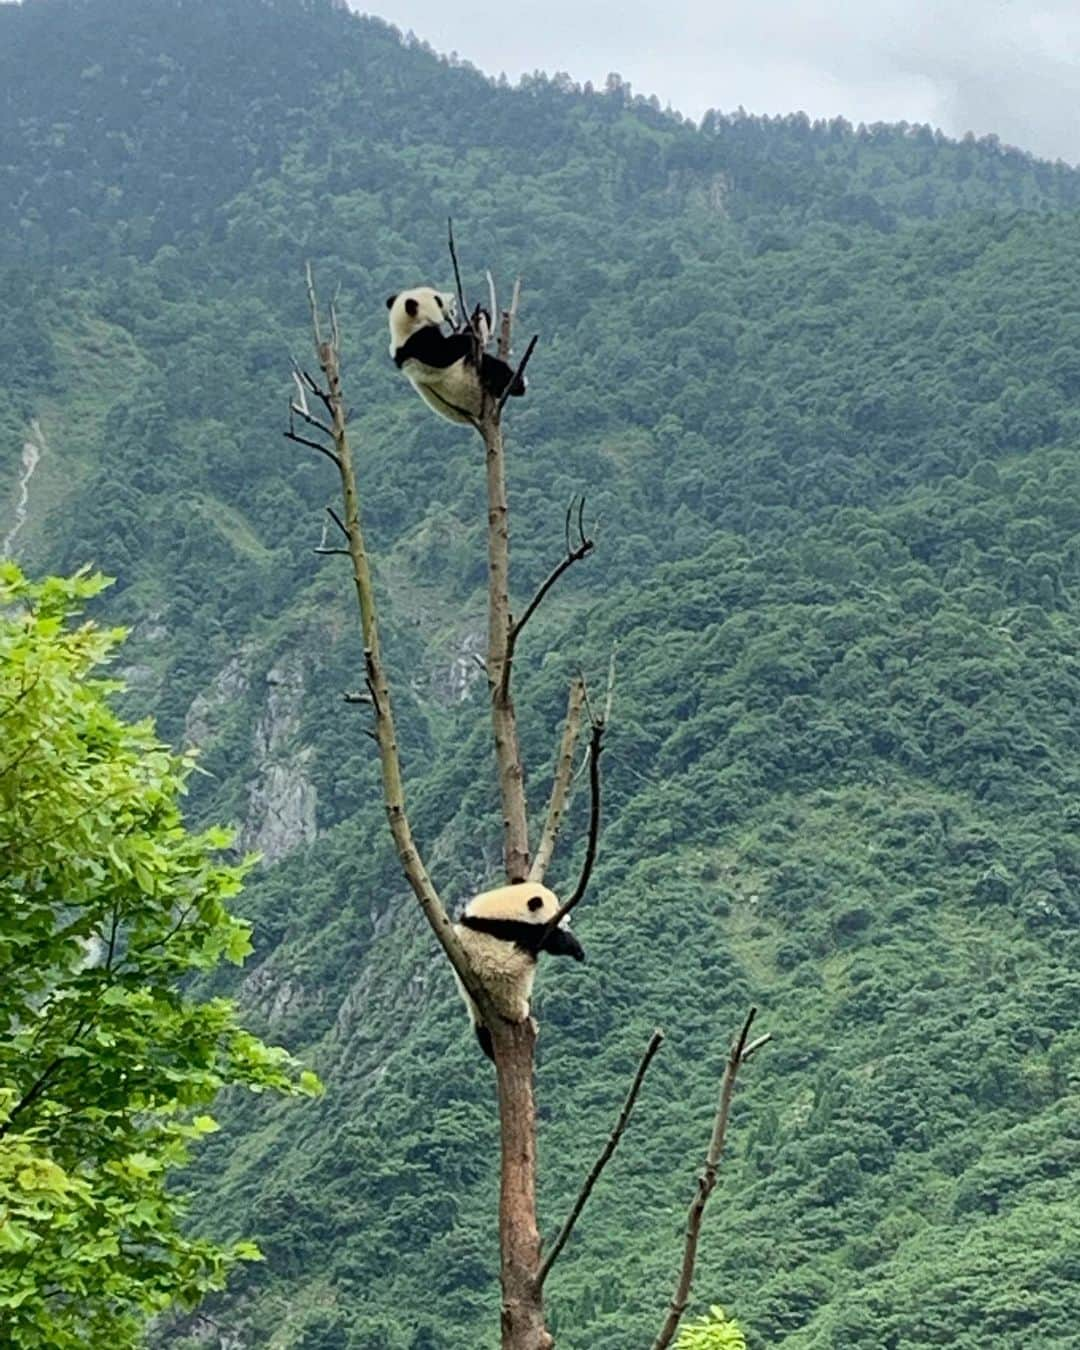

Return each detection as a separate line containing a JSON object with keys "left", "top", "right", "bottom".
{"left": 386, "top": 286, "right": 527, "bottom": 424}
{"left": 452, "top": 882, "right": 584, "bottom": 1059}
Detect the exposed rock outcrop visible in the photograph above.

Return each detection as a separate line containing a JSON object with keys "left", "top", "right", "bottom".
{"left": 240, "top": 659, "right": 317, "bottom": 863}
{"left": 184, "top": 651, "right": 251, "bottom": 750}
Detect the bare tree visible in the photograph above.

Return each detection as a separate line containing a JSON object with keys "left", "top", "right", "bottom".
{"left": 287, "top": 245, "right": 768, "bottom": 1349}
{"left": 652, "top": 1009, "right": 772, "bottom": 1349}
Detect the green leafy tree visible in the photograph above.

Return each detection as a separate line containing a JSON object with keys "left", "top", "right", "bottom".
{"left": 675, "top": 1304, "right": 748, "bottom": 1349}
{"left": 0, "top": 564, "right": 319, "bottom": 1348}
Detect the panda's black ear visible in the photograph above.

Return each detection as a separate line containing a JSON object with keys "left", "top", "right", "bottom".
{"left": 405, "top": 298, "right": 419, "bottom": 317}
{"left": 385, "top": 293, "right": 397, "bottom": 309}
{"left": 527, "top": 895, "right": 544, "bottom": 912}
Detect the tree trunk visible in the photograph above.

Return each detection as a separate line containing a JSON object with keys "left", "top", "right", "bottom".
{"left": 482, "top": 412, "right": 531, "bottom": 883}
{"left": 493, "top": 1019, "right": 552, "bottom": 1350}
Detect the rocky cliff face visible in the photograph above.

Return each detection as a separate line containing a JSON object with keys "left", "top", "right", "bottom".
{"left": 240, "top": 658, "right": 317, "bottom": 864}
{"left": 184, "top": 651, "right": 251, "bottom": 749}
{"left": 186, "top": 651, "right": 317, "bottom": 865}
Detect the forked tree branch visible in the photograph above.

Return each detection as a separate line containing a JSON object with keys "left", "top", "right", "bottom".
{"left": 293, "top": 264, "right": 492, "bottom": 1023}
{"left": 529, "top": 677, "right": 586, "bottom": 884}
{"left": 651, "top": 1007, "right": 772, "bottom": 1350}
{"left": 538, "top": 1028, "right": 664, "bottom": 1287}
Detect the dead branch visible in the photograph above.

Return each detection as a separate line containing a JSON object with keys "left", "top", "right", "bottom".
{"left": 651, "top": 1008, "right": 771, "bottom": 1350}
{"left": 294, "top": 362, "right": 335, "bottom": 415}
{"left": 549, "top": 711, "right": 604, "bottom": 928}
{"left": 498, "top": 278, "right": 522, "bottom": 361}
{"left": 295, "top": 263, "right": 491, "bottom": 1024}
{"left": 304, "top": 263, "right": 323, "bottom": 346}
{"left": 603, "top": 641, "right": 618, "bottom": 724}
{"left": 529, "top": 677, "right": 586, "bottom": 884}
{"left": 290, "top": 401, "right": 334, "bottom": 440}
{"left": 447, "top": 216, "right": 472, "bottom": 335}
{"left": 284, "top": 426, "right": 341, "bottom": 470}
{"left": 538, "top": 1029, "right": 664, "bottom": 1287}
{"left": 505, "top": 498, "right": 595, "bottom": 679}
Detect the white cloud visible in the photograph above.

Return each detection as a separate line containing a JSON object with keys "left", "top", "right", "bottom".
{"left": 354, "top": 1, "right": 1080, "bottom": 162}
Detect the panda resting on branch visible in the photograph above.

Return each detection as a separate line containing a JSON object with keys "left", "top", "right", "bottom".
{"left": 386, "top": 286, "right": 527, "bottom": 424}
{"left": 452, "top": 882, "right": 584, "bottom": 1060}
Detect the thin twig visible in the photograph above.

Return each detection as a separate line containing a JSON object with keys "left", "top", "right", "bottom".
{"left": 447, "top": 217, "right": 471, "bottom": 334}
{"left": 549, "top": 714, "right": 604, "bottom": 927}
{"left": 651, "top": 1008, "right": 768, "bottom": 1350}
{"left": 529, "top": 677, "right": 586, "bottom": 884}
{"left": 293, "top": 363, "right": 335, "bottom": 414}
{"left": 284, "top": 428, "right": 341, "bottom": 470}
{"left": 326, "top": 505, "right": 349, "bottom": 539}
{"left": 304, "top": 261, "right": 323, "bottom": 346}
{"left": 603, "top": 642, "right": 618, "bottom": 725}
{"left": 498, "top": 278, "right": 521, "bottom": 361}
{"left": 291, "top": 369, "right": 311, "bottom": 415}
{"left": 506, "top": 497, "right": 594, "bottom": 662}
{"left": 314, "top": 547, "right": 351, "bottom": 556}
{"left": 289, "top": 401, "right": 334, "bottom": 439}
{"left": 538, "top": 1029, "right": 665, "bottom": 1287}
{"left": 742, "top": 1033, "right": 772, "bottom": 1061}
{"left": 498, "top": 334, "right": 539, "bottom": 413}
{"left": 496, "top": 494, "right": 591, "bottom": 707}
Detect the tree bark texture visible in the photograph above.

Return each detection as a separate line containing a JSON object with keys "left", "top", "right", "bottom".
{"left": 480, "top": 411, "right": 531, "bottom": 884}
{"left": 492, "top": 1018, "right": 552, "bottom": 1350}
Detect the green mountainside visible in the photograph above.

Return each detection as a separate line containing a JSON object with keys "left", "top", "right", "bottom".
{"left": 2, "top": 1, "right": 1080, "bottom": 1345}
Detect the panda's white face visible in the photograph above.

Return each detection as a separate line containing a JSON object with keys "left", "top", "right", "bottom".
{"left": 386, "top": 287, "right": 456, "bottom": 354}
{"left": 458, "top": 883, "right": 584, "bottom": 961}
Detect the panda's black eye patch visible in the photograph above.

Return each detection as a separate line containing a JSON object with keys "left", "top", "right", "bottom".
{"left": 527, "top": 895, "right": 544, "bottom": 912}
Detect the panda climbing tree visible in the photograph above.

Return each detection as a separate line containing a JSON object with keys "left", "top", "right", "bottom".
{"left": 284, "top": 228, "right": 769, "bottom": 1350}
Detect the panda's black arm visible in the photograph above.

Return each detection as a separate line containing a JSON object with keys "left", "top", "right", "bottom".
{"left": 394, "top": 327, "right": 473, "bottom": 370}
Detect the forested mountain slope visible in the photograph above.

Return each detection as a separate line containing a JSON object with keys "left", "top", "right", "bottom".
{"left": 2, "top": 1, "right": 1080, "bottom": 1346}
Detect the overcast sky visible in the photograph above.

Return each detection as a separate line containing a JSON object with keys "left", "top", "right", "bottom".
{"left": 355, "top": 1, "right": 1080, "bottom": 164}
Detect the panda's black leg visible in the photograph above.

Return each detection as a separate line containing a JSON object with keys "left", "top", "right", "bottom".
{"left": 480, "top": 353, "right": 527, "bottom": 399}
{"left": 475, "top": 1022, "right": 495, "bottom": 1061}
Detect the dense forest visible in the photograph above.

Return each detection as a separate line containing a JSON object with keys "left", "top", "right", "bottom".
{"left": 3, "top": 0, "right": 1080, "bottom": 1345}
